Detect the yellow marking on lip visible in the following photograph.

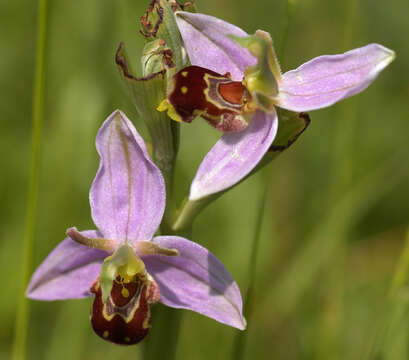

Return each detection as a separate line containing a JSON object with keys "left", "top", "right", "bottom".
{"left": 157, "top": 99, "right": 182, "bottom": 123}
{"left": 103, "top": 330, "right": 109, "bottom": 338}
{"left": 181, "top": 71, "right": 188, "bottom": 77}
{"left": 124, "top": 337, "right": 131, "bottom": 343}
{"left": 181, "top": 86, "right": 188, "bottom": 94}
{"left": 143, "top": 307, "right": 151, "bottom": 329}
{"left": 121, "top": 287, "right": 130, "bottom": 298}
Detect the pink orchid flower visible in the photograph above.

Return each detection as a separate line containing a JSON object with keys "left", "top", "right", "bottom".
{"left": 26, "top": 110, "right": 246, "bottom": 345}
{"left": 168, "top": 12, "right": 394, "bottom": 201}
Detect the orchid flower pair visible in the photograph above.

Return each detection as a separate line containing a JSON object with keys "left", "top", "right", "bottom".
{"left": 27, "top": 6, "right": 394, "bottom": 347}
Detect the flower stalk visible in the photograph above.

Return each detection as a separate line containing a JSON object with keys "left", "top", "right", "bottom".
{"left": 116, "top": 2, "right": 198, "bottom": 357}
{"left": 116, "top": 42, "right": 178, "bottom": 233}
{"left": 116, "top": 0, "right": 197, "bottom": 234}
{"left": 142, "top": 306, "right": 183, "bottom": 359}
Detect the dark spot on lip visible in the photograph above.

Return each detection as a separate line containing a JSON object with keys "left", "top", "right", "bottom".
{"left": 166, "top": 65, "right": 249, "bottom": 132}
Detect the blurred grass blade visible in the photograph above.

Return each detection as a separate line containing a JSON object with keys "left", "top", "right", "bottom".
{"left": 12, "top": 0, "right": 49, "bottom": 358}
{"left": 279, "top": 0, "right": 297, "bottom": 62}
{"left": 231, "top": 182, "right": 268, "bottom": 360}
{"left": 256, "top": 151, "right": 408, "bottom": 327}
{"left": 383, "top": 228, "right": 409, "bottom": 360}
{"left": 364, "top": 228, "right": 409, "bottom": 360}
{"left": 315, "top": 3, "right": 358, "bottom": 357}
{"left": 390, "top": 228, "right": 409, "bottom": 298}
{"left": 231, "top": 3, "right": 298, "bottom": 356}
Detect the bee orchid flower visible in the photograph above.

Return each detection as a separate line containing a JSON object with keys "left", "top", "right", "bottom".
{"left": 162, "top": 11, "right": 395, "bottom": 201}
{"left": 26, "top": 110, "right": 246, "bottom": 345}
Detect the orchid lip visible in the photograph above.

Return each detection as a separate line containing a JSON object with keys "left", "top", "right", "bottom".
{"left": 159, "top": 65, "right": 253, "bottom": 132}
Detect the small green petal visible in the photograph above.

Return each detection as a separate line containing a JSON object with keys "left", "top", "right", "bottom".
{"left": 99, "top": 244, "right": 146, "bottom": 303}
{"left": 230, "top": 30, "right": 281, "bottom": 110}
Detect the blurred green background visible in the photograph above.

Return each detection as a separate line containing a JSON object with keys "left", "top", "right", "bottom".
{"left": 2, "top": 0, "right": 409, "bottom": 359}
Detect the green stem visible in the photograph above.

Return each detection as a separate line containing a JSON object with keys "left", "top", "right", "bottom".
{"left": 142, "top": 305, "right": 183, "bottom": 359}
{"left": 143, "top": 205, "right": 192, "bottom": 360}
{"left": 151, "top": 118, "right": 179, "bottom": 235}
{"left": 12, "top": 0, "right": 48, "bottom": 359}
{"left": 148, "top": 131, "right": 182, "bottom": 360}
{"left": 170, "top": 197, "right": 210, "bottom": 236}
{"left": 148, "top": 122, "right": 182, "bottom": 360}
{"left": 231, "top": 183, "right": 268, "bottom": 360}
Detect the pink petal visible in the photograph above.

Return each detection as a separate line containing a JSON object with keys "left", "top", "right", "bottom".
{"left": 26, "top": 232, "right": 107, "bottom": 301}
{"left": 90, "top": 110, "right": 166, "bottom": 242}
{"left": 175, "top": 11, "right": 256, "bottom": 80}
{"left": 190, "top": 110, "right": 278, "bottom": 200}
{"left": 276, "top": 43, "right": 395, "bottom": 112}
{"left": 144, "top": 236, "right": 246, "bottom": 330}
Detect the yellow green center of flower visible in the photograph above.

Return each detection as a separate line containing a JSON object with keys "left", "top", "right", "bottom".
{"left": 100, "top": 244, "right": 146, "bottom": 303}
{"left": 230, "top": 30, "right": 282, "bottom": 113}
